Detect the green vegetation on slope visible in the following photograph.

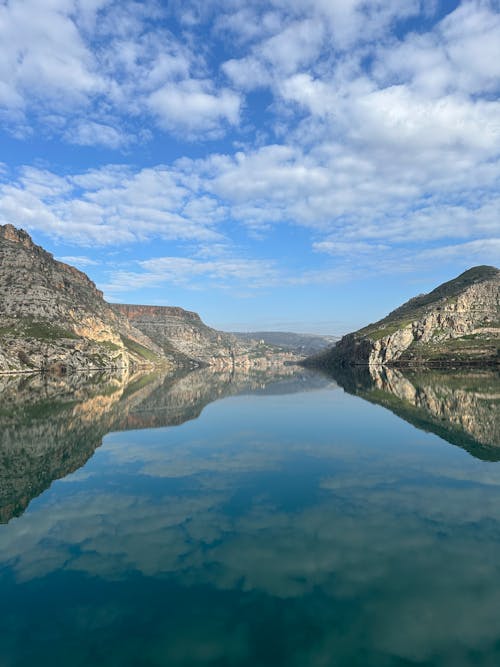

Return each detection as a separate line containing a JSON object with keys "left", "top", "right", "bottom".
{"left": 0, "top": 318, "right": 80, "bottom": 341}
{"left": 120, "top": 335, "right": 161, "bottom": 362}
{"left": 356, "top": 266, "right": 499, "bottom": 342}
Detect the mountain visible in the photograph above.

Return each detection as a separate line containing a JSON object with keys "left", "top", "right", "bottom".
{"left": 0, "top": 224, "right": 302, "bottom": 374}
{"left": 231, "top": 331, "right": 339, "bottom": 356}
{"left": 113, "top": 304, "right": 242, "bottom": 367}
{"left": 326, "top": 364, "right": 500, "bottom": 461}
{"left": 112, "top": 306, "right": 304, "bottom": 368}
{"left": 306, "top": 266, "right": 499, "bottom": 367}
{"left": 0, "top": 224, "right": 167, "bottom": 373}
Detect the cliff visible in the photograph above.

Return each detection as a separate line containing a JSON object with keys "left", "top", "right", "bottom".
{"left": 113, "top": 304, "right": 303, "bottom": 369}
{"left": 306, "top": 266, "right": 499, "bottom": 367}
{"left": 0, "top": 224, "right": 168, "bottom": 373}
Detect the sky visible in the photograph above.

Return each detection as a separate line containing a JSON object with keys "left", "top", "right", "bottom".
{"left": 0, "top": 0, "right": 499, "bottom": 334}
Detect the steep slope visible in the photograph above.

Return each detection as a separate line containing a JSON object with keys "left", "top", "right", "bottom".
{"left": 307, "top": 266, "right": 499, "bottom": 367}
{"left": 113, "top": 305, "right": 302, "bottom": 368}
{"left": 0, "top": 224, "right": 167, "bottom": 373}
{"left": 112, "top": 304, "right": 239, "bottom": 367}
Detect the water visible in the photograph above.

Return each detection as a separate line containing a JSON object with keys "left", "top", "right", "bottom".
{"left": 0, "top": 366, "right": 499, "bottom": 666}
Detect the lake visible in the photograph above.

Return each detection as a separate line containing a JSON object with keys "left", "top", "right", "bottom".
{"left": 0, "top": 365, "right": 499, "bottom": 666}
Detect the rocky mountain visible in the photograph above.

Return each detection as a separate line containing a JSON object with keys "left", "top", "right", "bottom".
{"left": 0, "top": 224, "right": 303, "bottom": 374}
{"left": 113, "top": 304, "right": 242, "bottom": 368}
{"left": 0, "top": 224, "right": 167, "bottom": 373}
{"left": 232, "top": 331, "right": 339, "bottom": 355}
{"left": 113, "top": 305, "right": 303, "bottom": 369}
{"left": 306, "top": 266, "right": 499, "bottom": 367}
{"left": 328, "top": 364, "right": 500, "bottom": 460}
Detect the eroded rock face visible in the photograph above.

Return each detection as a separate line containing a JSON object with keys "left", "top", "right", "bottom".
{"left": 309, "top": 266, "right": 499, "bottom": 367}
{"left": 113, "top": 304, "right": 303, "bottom": 369}
{"left": 0, "top": 225, "right": 167, "bottom": 373}
{"left": 113, "top": 304, "right": 238, "bottom": 366}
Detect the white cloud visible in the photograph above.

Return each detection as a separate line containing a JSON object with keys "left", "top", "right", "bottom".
{"left": 0, "top": 0, "right": 105, "bottom": 114}
{"left": 0, "top": 0, "right": 498, "bottom": 286}
{"left": 65, "top": 120, "right": 128, "bottom": 148}
{"left": 58, "top": 255, "right": 100, "bottom": 267}
{"left": 0, "top": 0, "right": 242, "bottom": 142}
{"left": 148, "top": 80, "right": 241, "bottom": 135}
{"left": 104, "top": 255, "right": 279, "bottom": 294}
{"left": 0, "top": 165, "right": 223, "bottom": 246}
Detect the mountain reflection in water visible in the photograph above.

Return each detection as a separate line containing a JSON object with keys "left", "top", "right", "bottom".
{"left": 1, "top": 365, "right": 500, "bottom": 665}
{"left": 0, "top": 366, "right": 330, "bottom": 523}
{"left": 327, "top": 365, "right": 499, "bottom": 460}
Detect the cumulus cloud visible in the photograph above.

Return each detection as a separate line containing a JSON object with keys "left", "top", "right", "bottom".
{"left": 0, "top": 0, "right": 242, "bottom": 141}
{"left": 0, "top": 0, "right": 499, "bottom": 288}
{"left": 65, "top": 120, "right": 128, "bottom": 149}
{"left": 0, "top": 165, "right": 222, "bottom": 246}
{"left": 148, "top": 79, "right": 241, "bottom": 135}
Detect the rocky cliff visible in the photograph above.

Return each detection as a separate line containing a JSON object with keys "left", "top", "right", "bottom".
{"left": 0, "top": 225, "right": 167, "bottom": 373}
{"left": 113, "top": 304, "right": 302, "bottom": 369}
{"left": 307, "top": 266, "right": 499, "bottom": 367}
{"left": 112, "top": 304, "right": 240, "bottom": 367}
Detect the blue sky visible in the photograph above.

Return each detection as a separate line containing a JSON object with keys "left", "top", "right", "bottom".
{"left": 0, "top": 0, "right": 499, "bottom": 334}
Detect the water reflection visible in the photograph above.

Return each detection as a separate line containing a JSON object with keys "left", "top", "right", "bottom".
{"left": 329, "top": 365, "right": 500, "bottom": 459}
{"left": 1, "top": 366, "right": 500, "bottom": 665}
{"left": 0, "top": 366, "right": 328, "bottom": 523}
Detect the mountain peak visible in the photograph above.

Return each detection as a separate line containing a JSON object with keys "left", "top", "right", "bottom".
{"left": 305, "top": 266, "right": 499, "bottom": 368}
{"left": 0, "top": 224, "right": 37, "bottom": 249}
{"left": 386, "top": 265, "right": 499, "bottom": 321}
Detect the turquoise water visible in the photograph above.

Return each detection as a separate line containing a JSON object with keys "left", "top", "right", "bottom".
{"left": 0, "top": 368, "right": 499, "bottom": 666}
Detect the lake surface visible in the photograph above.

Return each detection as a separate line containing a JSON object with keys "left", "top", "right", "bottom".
{"left": 0, "top": 365, "right": 499, "bottom": 666}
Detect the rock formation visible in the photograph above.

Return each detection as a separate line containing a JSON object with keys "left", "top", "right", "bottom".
{"left": 113, "top": 304, "right": 303, "bottom": 369}
{"left": 306, "top": 266, "right": 499, "bottom": 367}
{"left": 0, "top": 224, "right": 302, "bottom": 373}
{"left": 0, "top": 224, "right": 167, "bottom": 373}
{"left": 112, "top": 304, "right": 241, "bottom": 368}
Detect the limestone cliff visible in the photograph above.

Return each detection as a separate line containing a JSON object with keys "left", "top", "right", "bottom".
{"left": 113, "top": 304, "right": 302, "bottom": 369}
{"left": 0, "top": 224, "right": 168, "bottom": 373}
{"left": 307, "top": 266, "right": 499, "bottom": 367}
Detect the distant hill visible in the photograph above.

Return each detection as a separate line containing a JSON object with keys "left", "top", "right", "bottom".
{"left": 232, "top": 331, "right": 339, "bottom": 356}
{"left": 305, "top": 266, "right": 499, "bottom": 367}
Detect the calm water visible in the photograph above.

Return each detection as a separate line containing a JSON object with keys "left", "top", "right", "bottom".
{"left": 0, "top": 366, "right": 499, "bottom": 666}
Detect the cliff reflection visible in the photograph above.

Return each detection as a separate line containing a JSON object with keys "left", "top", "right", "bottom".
{"left": 0, "top": 366, "right": 327, "bottom": 523}
{"left": 329, "top": 365, "right": 500, "bottom": 459}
